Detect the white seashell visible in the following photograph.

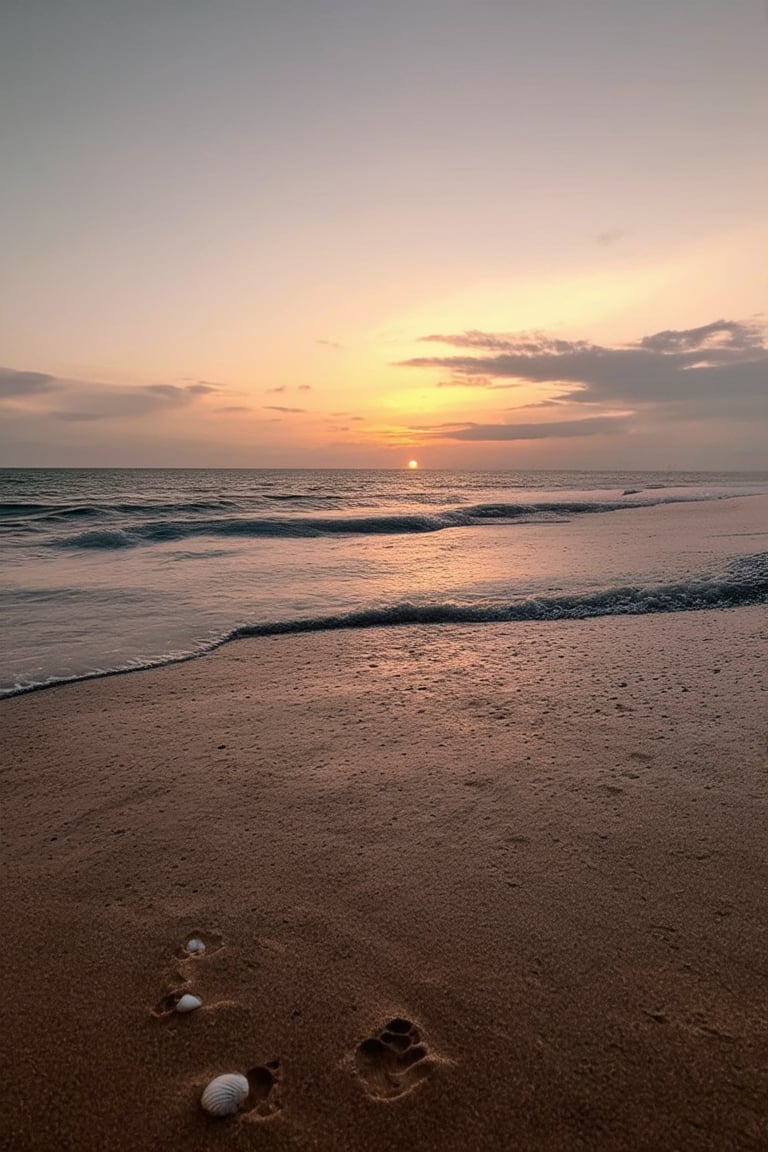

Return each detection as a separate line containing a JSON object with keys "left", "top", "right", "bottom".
{"left": 200, "top": 1073, "right": 249, "bottom": 1117}
{"left": 175, "top": 993, "right": 202, "bottom": 1013}
{"left": 185, "top": 938, "right": 206, "bottom": 954}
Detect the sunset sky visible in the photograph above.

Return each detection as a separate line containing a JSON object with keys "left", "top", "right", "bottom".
{"left": 1, "top": 0, "right": 766, "bottom": 469}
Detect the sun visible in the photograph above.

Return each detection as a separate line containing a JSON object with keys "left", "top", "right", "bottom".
{"left": 407, "top": 459, "right": 419, "bottom": 469}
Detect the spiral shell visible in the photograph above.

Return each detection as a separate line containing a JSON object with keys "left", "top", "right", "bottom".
{"left": 175, "top": 993, "right": 202, "bottom": 1014}
{"left": 200, "top": 1073, "right": 249, "bottom": 1117}
{"left": 185, "top": 938, "right": 206, "bottom": 954}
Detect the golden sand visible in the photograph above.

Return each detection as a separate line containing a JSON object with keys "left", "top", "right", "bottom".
{"left": 2, "top": 608, "right": 767, "bottom": 1150}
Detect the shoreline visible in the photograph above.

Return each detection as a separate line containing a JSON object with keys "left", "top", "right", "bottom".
{"left": 3, "top": 608, "right": 768, "bottom": 1150}
{"left": 3, "top": 491, "right": 767, "bottom": 701}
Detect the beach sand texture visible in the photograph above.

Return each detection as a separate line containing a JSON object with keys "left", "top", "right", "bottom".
{"left": 2, "top": 608, "right": 767, "bottom": 1151}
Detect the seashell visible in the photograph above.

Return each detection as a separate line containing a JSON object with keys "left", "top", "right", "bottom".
{"left": 185, "top": 938, "right": 206, "bottom": 954}
{"left": 175, "top": 993, "right": 202, "bottom": 1013}
{"left": 200, "top": 1073, "right": 249, "bottom": 1117}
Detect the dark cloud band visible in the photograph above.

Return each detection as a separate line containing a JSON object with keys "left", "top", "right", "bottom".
{"left": 398, "top": 318, "right": 768, "bottom": 419}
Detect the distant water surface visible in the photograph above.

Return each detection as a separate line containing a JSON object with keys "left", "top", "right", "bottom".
{"left": 1, "top": 468, "right": 767, "bottom": 696}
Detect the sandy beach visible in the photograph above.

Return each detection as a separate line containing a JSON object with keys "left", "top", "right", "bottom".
{"left": 2, "top": 607, "right": 767, "bottom": 1151}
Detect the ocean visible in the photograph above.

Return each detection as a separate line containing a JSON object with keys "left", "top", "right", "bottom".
{"left": 1, "top": 468, "right": 767, "bottom": 697}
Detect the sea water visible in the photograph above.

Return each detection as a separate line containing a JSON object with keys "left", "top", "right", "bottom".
{"left": 1, "top": 468, "right": 766, "bottom": 696}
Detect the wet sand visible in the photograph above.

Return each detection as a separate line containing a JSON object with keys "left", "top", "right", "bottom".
{"left": 2, "top": 608, "right": 767, "bottom": 1151}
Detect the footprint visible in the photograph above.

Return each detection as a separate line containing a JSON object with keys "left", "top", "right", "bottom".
{"left": 151, "top": 985, "right": 204, "bottom": 1019}
{"left": 151, "top": 961, "right": 194, "bottom": 1019}
{"left": 242, "top": 1060, "right": 283, "bottom": 1120}
{"left": 198, "top": 1061, "right": 283, "bottom": 1122}
{"left": 355, "top": 1018, "right": 434, "bottom": 1100}
{"left": 177, "top": 929, "right": 224, "bottom": 960}
{"left": 152, "top": 930, "right": 225, "bottom": 1018}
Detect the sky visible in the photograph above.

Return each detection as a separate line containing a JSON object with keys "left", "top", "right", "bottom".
{"left": 1, "top": 0, "right": 766, "bottom": 469}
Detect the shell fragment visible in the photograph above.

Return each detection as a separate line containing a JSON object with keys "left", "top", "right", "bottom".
{"left": 175, "top": 993, "right": 202, "bottom": 1013}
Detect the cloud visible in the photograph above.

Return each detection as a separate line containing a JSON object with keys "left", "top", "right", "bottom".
{"left": 398, "top": 319, "right": 768, "bottom": 420}
{"left": 184, "top": 382, "right": 218, "bottom": 396}
{"left": 413, "top": 416, "right": 628, "bottom": 441}
{"left": 52, "top": 411, "right": 105, "bottom": 422}
{"left": 264, "top": 405, "right": 306, "bottom": 413}
{"left": 266, "top": 385, "right": 287, "bottom": 394}
{"left": 637, "top": 319, "right": 760, "bottom": 354}
{"left": 0, "top": 373, "right": 219, "bottom": 420}
{"left": 0, "top": 368, "right": 60, "bottom": 397}
{"left": 596, "top": 229, "right": 625, "bottom": 246}
{"left": 144, "top": 383, "right": 214, "bottom": 404}
{"left": 417, "top": 331, "right": 591, "bottom": 354}
{"left": 215, "top": 405, "right": 252, "bottom": 414}
{"left": 316, "top": 339, "right": 342, "bottom": 349}
{"left": 62, "top": 382, "right": 216, "bottom": 420}
{"left": 436, "top": 374, "right": 497, "bottom": 389}
{"left": 297, "top": 384, "right": 312, "bottom": 392}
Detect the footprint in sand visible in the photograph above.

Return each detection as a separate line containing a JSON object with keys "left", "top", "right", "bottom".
{"left": 152, "top": 930, "right": 226, "bottom": 1017}
{"left": 177, "top": 929, "right": 224, "bottom": 960}
{"left": 150, "top": 930, "right": 283, "bottom": 1121}
{"left": 151, "top": 970, "right": 209, "bottom": 1019}
{"left": 355, "top": 1018, "right": 434, "bottom": 1100}
{"left": 198, "top": 1060, "right": 283, "bottom": 1122}
{"left": 242, "top": 1060, "right": 283, "bottom": 1120}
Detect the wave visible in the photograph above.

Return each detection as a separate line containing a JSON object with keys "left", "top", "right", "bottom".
{"left": 3, "top": 552, "right": 766, "bottom": 698}
{"left": 0, "top": 499, "right": 239, "bottom": 526}
{"left": 46, "top": 496, "right": 712, "bottom": 549}
{"left": 262, "top": 492, "right": 342, "bottom": 502}
{"left": 236, "top": 551, "right": 767, "bottom": 633}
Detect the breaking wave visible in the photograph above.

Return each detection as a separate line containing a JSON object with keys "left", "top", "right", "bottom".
{"left": 3, "top": 552, "right": 766, "bottom": 698}
{"left": 43, "top": 496, "right": 715, "bottom": 549}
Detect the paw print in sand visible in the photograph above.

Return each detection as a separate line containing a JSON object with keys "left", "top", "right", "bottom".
{"left": 355, "top": 1018, "right": 433, "bottom": 1100}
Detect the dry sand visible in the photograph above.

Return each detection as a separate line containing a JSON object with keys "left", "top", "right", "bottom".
{"left": 2, "top": 607, "right": 767, "bottom": 1151}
